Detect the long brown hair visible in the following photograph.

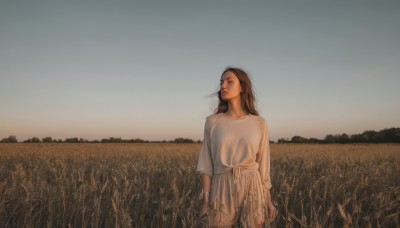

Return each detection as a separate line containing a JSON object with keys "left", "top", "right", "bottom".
{"left": 211, "top": 67, "right": 259, "bottom": 115}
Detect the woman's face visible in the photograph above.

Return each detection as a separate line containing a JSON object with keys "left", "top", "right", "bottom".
{"left": 220, "top": 71, "right": 242, "bottom": 101}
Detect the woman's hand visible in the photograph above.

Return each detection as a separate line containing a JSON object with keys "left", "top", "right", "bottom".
{"left": 267, "top": 201, "right": 277, "bottom": 222}
{"left": 264, "top": 188, "right": 277, "bottom": 222}
{"left": 198, "top": 202, "right": 210, "bottom": 220}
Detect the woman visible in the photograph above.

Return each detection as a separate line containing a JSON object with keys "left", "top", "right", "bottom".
{"left": 196, "top": 67, "right": 277, "bottom": 227}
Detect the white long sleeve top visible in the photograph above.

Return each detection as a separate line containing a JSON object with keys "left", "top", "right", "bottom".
{"left": 196, "top": 112, "right": 272, "bottom": 190}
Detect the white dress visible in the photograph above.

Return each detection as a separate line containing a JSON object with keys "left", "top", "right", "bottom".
{"left": 196, "top": 113, "right": 272, "bottom": 227}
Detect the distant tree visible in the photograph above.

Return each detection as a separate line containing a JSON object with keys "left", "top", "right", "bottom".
{"left": 111, "top": 137, "right": 122, "bottom": 143}
{"left": 130, "top": 138, "right": 148, "bottom": 143}
{"left": 309, "top": 138, "right": 322, "bottom": 144}
{"left": 291, "top": 136, "right": 308, "bottom": 143}
{"left": 338, "top": 133, "right": 350, "bottom": 144}
{"left": 362, "top": 130, "right": 377, "bottom": 142}
{"left": 42, "top": 137, "right": 53, "bottom": 143}
{"left": 78, "top": 138, "right": 87, "bottom": 143}
{"left": 278, "top": 138, "right": 290, "bottom": 143}
{"left": 324, "top": 134, "right": 336, "bottom": 143}
{"left": 350, "top": 134, "right": 363, "bottom": 143}
{"left": 102, "top": 137, "right": 125, "bottom": 143}
{"left": 379, "top": 128, "right": 400, "bottom": 143}
{"left": 30, "top": 137, "right": 40, "bottom": 143}
{"left": 174, "top": 138, "right": 194, "bottom": 143}
{"left": 1, "top": 135, "right": 17, "bottom": 143}
{"left": 9, "top": 135, "right": 17, "bottom": 143}
{"left": 65, "top": 137, "right": 78, "bottom": 143}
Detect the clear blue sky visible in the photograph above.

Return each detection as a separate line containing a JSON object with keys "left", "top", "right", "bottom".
{"left": 1, "top": 0, "right": 399, "bottom": 142}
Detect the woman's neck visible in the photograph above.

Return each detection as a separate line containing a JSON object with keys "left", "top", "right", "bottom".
{"left": 226, "top": 99, "right": 247, "bottom": 118}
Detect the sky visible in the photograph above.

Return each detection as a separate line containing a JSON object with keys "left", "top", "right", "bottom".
{"left": 1, "top": 0, "right": 399, "bottom": 142}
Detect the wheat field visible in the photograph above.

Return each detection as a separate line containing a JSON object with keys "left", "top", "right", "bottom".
{"left": 0, "top": 143, "right": 398, "bottom": 227}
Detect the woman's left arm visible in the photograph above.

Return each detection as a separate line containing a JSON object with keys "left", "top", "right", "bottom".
{"left": 257, "top": 119, "right": 277, "bottom": 221}
{"left": 264, "top": 187, "right": 277, "bottom": 221}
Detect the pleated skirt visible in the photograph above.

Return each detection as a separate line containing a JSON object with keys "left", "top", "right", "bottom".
{"left": 207, "top": 169, "right": 268, "bottom": 227}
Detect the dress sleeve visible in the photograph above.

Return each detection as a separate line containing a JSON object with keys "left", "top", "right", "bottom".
{"left": 257, "top": 119, "right": 272, "bottom": 191}
{"left": 196, "top": 117, "right": 213, "bottom": 177}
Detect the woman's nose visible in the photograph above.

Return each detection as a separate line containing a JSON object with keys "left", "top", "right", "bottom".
{"left": 221, "top": 81, "right": 227, "bottom": 89}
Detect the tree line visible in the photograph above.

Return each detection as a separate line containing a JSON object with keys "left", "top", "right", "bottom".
{"left": 0, "top": 136, "right": 201, "bottom": 144}
{"left": 1, "top": 127, "right": 399, "bottom": 144}
{"left": 277, "top": 127, "right": 400, "bottom": 144}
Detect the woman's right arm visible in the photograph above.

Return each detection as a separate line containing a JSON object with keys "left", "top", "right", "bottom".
{"left": 196, "top": 117, "right": 213, "bottom": 217}
{"left": 201, "top": 174, "right": 211, "bottom": 203}
{"left": 198, "top": 174, "right": 212, "bottom": 219}
{"left": 196, "top": 117, "right": 214, "bottom": 178}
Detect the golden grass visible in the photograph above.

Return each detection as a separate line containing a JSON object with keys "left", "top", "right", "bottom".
{"left": 0, "top": 143, "right": 398, "bottom": 227}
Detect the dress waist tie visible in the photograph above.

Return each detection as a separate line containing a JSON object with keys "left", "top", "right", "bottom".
{"left": 232, "top": 166, "right": 241, "bottom": 184}
{"left": 231, "top": 166, "right": 258, "bottom": 184}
